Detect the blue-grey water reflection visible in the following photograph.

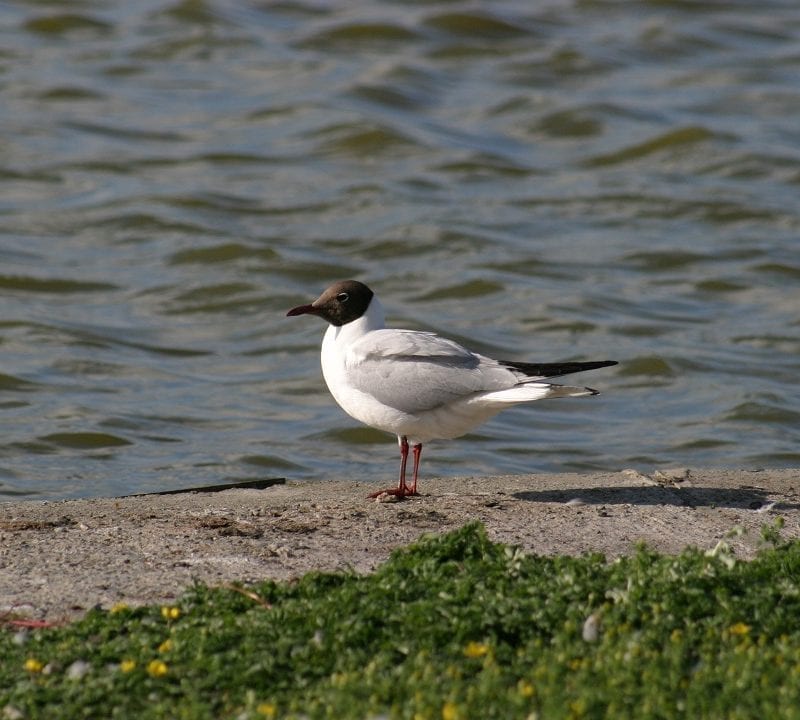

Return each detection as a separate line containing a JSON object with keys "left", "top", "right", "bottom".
{"left": 1, "top": 1, "right": 799, "bottom": 498}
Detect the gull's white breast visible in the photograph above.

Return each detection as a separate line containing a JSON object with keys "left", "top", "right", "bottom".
{"left": 320, "top": 296, "right": 417, "bottom": 437}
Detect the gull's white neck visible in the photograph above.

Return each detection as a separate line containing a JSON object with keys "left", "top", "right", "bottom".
{"left": 320, "top": 295, "right": 385, "bottom": 412}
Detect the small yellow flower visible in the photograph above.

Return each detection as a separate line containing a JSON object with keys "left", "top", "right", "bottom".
{"left": 120, "top": 659, "right": 136, "bottom": 673}
{"left": 329, "top": 672, "right": 348, "bottom": 688}
{"left": 24, "top": 658, "right": 44, "bottom": 673}
{"left": 729, "top": 622, "right": 751, "bottom": 636}
{"left": 256, "top": 703, "right": 277, "bottom": 717}
{"left": 158, "top": 639, "right": 174, "bottom": 653}
{"left": 147, "top": 659, "right": 168, "bottom": 677}
{"left": 518, "top": 680, "right": 535, "bottom": 697}
{"left": 569, "top": 657, "right": 584, "bottom": 671}
{"left": 570, "top": 698, "right": 588, "bottom": 717}
{"left": 463, "top": 641, "right": 489, "bottom": 658}
{"left": 161, "top": 606, "right": 181, "bottom": 621}
{"left": 110, "top": 602, "right": 129, "bottom": 614}
{"left": 442, "top": 701, "right": 460, "bottom": 720}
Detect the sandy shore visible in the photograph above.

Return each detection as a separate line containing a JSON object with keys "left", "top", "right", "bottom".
{"left": 2, "top": 469, "right": 798, "bottom": 619}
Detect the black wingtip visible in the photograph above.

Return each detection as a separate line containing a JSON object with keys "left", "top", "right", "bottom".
{"left": 500, "top": 359, "right": 618, "bottom": 379}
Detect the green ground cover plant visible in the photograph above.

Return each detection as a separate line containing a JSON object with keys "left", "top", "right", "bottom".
{"left": 3, "top": 521, "right": 800, "bottom": 719}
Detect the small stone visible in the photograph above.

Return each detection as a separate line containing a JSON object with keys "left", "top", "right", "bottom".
{"left": 66, "top": 660, "right": 91, "bottom": 680}
{"left": 582, "top": 613, "right": 601, "bottom": 642}
{"left": 621, "top": 468, "right": 655, "bottom": 484}
{"left": 375, "top": 492, "right": 401, "bottom": 503}
{"left": 653, "top": 468, "right": 692, "bottom": 486}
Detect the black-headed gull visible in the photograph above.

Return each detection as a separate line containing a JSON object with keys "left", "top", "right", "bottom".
{"left": 287, "top": 280, "right": 617, "bottom": 498}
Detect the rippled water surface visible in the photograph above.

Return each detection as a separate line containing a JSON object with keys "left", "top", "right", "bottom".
{"left": 2, "top": 0, "right": 799, "bottom": 499}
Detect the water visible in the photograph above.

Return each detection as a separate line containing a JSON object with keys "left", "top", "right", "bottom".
{"left": 1, "top": 0, "right": 799, "bottom": 500}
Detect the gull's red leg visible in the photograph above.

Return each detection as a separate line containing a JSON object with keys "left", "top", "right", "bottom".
{"left": 407, "top": 443, "right": 422, "bottom": 495}
{"left": 397, "top": 436, "right": 409, "bottom": 494}
{"left": 368, "top": 435, "right": 412, "bottom": 498}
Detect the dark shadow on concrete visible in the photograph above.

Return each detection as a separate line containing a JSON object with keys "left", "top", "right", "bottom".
{"left": 512, "top": 485, "right": 800, "bottom": 511}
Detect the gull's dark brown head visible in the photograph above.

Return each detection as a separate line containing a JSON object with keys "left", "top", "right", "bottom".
{"left": 286, "top": 280, "right": 374, "bottom": 327}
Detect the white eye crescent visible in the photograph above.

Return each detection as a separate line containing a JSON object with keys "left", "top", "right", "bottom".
{"left": 336, "top": 292, "right": 349, "bottom": 302}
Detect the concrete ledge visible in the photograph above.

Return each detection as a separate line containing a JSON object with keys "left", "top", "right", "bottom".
{"left": 2, "top": 469, "right": 798, "bottom": 619}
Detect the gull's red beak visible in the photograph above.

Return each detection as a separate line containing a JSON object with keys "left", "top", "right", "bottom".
{"left": 286, "top": 303, "right": 317, "bottom": 317}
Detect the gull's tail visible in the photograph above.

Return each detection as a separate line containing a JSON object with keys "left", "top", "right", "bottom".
{"left": 478, "top": 359, "right": 617, "bottom": 403}
{"left": 479, "top": 383, "right": 599, "bottom": 404}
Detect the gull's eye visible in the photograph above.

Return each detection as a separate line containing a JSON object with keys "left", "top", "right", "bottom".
{"left": 336, "top": 292, "right": 349, "bottom": 303}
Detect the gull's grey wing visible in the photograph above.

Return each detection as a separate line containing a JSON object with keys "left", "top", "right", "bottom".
{"left": 344, "top": 329, "right": 514, "bottom": 414}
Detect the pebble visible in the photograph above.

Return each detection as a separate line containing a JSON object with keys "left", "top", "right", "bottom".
{"left": 67, "top": 659, "right": 91, "bottom": 680}
{"left": 375, "top": 492, "right": 401, "bottom": 503}
{"left": 582, "top": 613, "right": 601, "bottom": 642}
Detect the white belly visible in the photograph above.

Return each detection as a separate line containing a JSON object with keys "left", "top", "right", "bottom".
{"left": 321, "top": 326, "right": 409, "bottom": 433}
